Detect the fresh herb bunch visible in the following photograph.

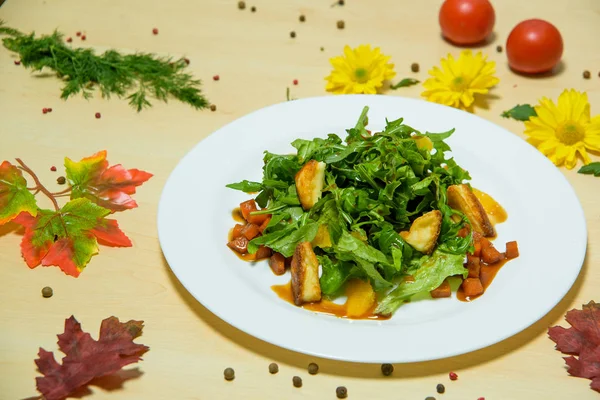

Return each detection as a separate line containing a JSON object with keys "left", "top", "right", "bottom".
{"left": 0, "top": 21, "right": 208, "bottom": 111}
{"left": 227, "top": 106, "right": 474, "bottom": 315}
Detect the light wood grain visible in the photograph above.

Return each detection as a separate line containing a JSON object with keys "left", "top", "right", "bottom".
{"left": 1, "top": 0, "right": 599, "bottom": 399}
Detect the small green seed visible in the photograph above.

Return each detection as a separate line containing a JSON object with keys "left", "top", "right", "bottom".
{"left": 224, "top": 367, "right": 235, "bottom": 381}
{"left": 308, "top": 362, "right": 319, "bottom": 375}
{"left": 268, "top": 363, "right": 279, "bottom": 374}
{"left": 41, "top": 286, "right": 53, "bottom": 298}
{"left": 292, "top": 376, "right": 302, "bottom": 387}
{"left": 381, "top": 363, "right": 394, "bottom": 376}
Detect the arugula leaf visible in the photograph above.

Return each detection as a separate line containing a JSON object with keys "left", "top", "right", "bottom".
{"left": 578, "top": 162, "right": 600, "bottom": 177}
{"left": 226, "top": 180, "right": 263, "bottom": 192}
{"left": 318, "top": 255, "right": 353, "bottom": 296}
{"left": 501, "top": 104, "right": 537, "bottom": 121}
{"left": 375, "top": 250, "right": 467, "bottom": 315}
{"left": 390, "top": 78, "right": 420, "bottom": 89}
{"left": 334, "top": 231, "right": 392, "bottom": 287}
{"left": 248, "top": 221, "right": 318, "bottom": 257}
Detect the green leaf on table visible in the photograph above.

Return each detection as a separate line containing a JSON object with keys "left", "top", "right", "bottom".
{"left": 0, "top": 160, "right": 38, "bottom": 224}
{"left": 578, "top": 162, "right": 600, "bottom": 177}
{"left": 390, "top": 78, "right": 420, "bottom": 89}
{"left": 501, "top": 104, "right": 537, "bottom": 121}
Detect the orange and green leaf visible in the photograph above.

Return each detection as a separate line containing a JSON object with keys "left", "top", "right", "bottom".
{"left": 65, "top": 151, "right": 153, "bottom": 212}
{"left": 0, "top": 160, "right": 37, "bottom": 224}
{"left": 14, "top": 198, "right": 132, "bottom": 277}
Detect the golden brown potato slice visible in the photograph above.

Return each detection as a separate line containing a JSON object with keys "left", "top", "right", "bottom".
{"left": 400, "top": 210, "right": 442, "bottom": 254}
{"left": 295, "top": 160, "right": 326, "bottom": 210}
{"left": 291, "top": 242, "right": 322, "bottom": 306}
{"left": 447, "top": 184, "right": 495, "bottom": 237}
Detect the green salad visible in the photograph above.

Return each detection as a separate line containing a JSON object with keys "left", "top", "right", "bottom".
{"left": 227, "top": 106, "right": 474, "bottom": 316}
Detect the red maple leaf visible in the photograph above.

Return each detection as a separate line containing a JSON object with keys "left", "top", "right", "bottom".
{"left": 35, "top": 315, "right": 149, "bottom": 400}
{"left": 65, "top": 150, "right": 153, "bottom": 212}
{"left": 548, "top": 300, "right": 600, "bottom": 392}
{"left": 14, "top": 198, "right": 132, "bottom": 277}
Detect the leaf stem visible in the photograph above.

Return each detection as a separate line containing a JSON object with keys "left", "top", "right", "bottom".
{"left": 50, "top": 187, "right": 72, "bottom": 196}
{"left": 16, "top": 158, "right": 60, "bottom": 211}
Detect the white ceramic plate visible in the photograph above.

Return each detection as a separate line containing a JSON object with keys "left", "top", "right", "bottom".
{"left": 157, "top": 95, "right": 587, "bottom": 363}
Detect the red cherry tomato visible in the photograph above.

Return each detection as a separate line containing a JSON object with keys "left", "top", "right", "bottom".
{"left": 506, "top": 19, "right": 563, "bottom": 74}
{"left": 439, "top": 0, "right": 495, "bottom": 45}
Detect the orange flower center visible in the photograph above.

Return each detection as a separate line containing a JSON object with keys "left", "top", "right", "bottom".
{"left": 556, "top": 121, "right": 585, "bottom": 145}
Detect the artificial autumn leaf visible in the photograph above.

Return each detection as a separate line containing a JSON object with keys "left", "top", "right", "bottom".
{"left": 0, "top": 160, "right": 37, "bottom": 224}
{"left": 35, "top": 315, "right": 149, "bottom": 400}
{"left": 14, "top": 198, "right": 132, "bottom": 277}
{"left": 65, "top": 150, "right": 153, "bottom": 212}
{"left": 548, "top": 300, "right": 600, "bottom": 392}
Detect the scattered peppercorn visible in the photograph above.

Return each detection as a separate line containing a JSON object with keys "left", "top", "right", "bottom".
{"left": 14, "top": 60, "right": 21, "bottom": 65}
{"left": 81, "top": 35, "right": 86, "bottom": 40}
{"left": 224, "top": 367, "right": 235, "bottom": 381}
{"left": 299, "top": 15, "right": 306, "bottom": 22}
{"left": 336, "top": 386, "right": 348, "bottom": 399}
{"left": 436, "top": 383, "right": 445, "bottom": 394}
{"left": 411, "top": 62, "right": 420, "bottom": 72}
{"left": 42, "top": 108, "right": 48, "bottom": 114}
{"left": 213, "top": 75, "right": 220, "bottom": 81}
{"left": 477, "top": 398, "right": 485, "bottom": 400}
{"left": 496, "top": 45, "right": 503, "bottom": 53}
{"left": 292, "top": 376, "right": 302, "bottom": 387}
{"left": 184, "top": 58, "right": 190, "bottom": 65}
{"left": 152, "top": 28, "right": 159, "bottom": 35}
{"left": 425, "top": 397, "right": 436, "bottom": 400}
{"left": 238, "top": 1, "right": 246, "bottom": 9}
{"left": 57, "top": 176, "right": 66, "bottom": 185}
{"left": 76, "top": 31, "right": 81, "bottom": 37}
{"left": 336, "top": 20, "right": 345, "bottom": 29}
{"left": 210, "top": 104, "right": 217, "bottom": 112}
{"left": 41, "top": 286, "right": 53, "bottom": 298}
{"left": 308, "top": 362, "right": 318, "bottom": 374}
{"left": 583, "top": 70, "right": 591, "bottom": 79}
{"left": 47, "top": 108, "right": 52, "bottom": 112}
{"left": 293, "top": 79, "right": 298, "bottom": 85}
{"left": 251, "top": 6, "right": 256, "bottom": 12}
{"left": 95, "top": 112, "right": 101, "bottom": 119}
{"left": 66, "top": 37, "right": 72, "bottom": 43}
{"left": 449, "top": 371, "right": 458, "bottom": 380}
{"left": 50, "top": 166, "right": 57, "bottom": 172}
{"left": 268, "top": 363, "right": 279, "bottom": 374}
{"left": 290, "top": 31, "right": 296, "bottom": 38}
{"left": 338, "top": 0, "right": 345, "bottom": 4}
{"left": 381, "top": 363, "right": 394, "bottom": 376}
{"left": 320, "top": 47, "right": 324, "bottom": 51}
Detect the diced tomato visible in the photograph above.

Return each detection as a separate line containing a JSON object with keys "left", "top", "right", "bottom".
{"left": 430, "top": 279, "right": 451, "bottom": 298}
{"left": 269, "top": 252, "right": 286, "bottom": 275}
{"left": 505, "top": 241, "right": 519, "bottom": 259}
{"left": 258, "top": 215, "right": 271, "bottom": 232}
{"left": 457, "top": 227, "right": 469, "bottom": 238}
{"left": 255, "top": 245, "right": 272, "bottom": 260}
{"left": 241, "top": 223, "right": 261, "bottom": 240}
{"left": 462, "top": 278, "right": 484, "bottom": 297}
{"left": 240, "top": 199, "right": 258, "bottom": 221}
{"left": 227, "top": 236, "right": 249, "bottom": 254}
{"left": 472, "top": 239, "right": 482, "bottom": 257}
{"left": 481, "top": 245, "right": 504, "bottom": 264}
{"left": 466, "top": 254, "right": 481, "bottom": 278}
{"left": 231, "top": 224, "right": 244, "bottom": 239}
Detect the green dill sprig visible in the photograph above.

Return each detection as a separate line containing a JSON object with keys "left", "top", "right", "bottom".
{"left": 0, "top": 21, "right": 208, "bottom": 111}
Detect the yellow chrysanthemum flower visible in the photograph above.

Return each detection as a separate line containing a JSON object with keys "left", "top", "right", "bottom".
{"left": 422, "top": 50, "right": 499, "bottom": 110}
{"left": 325, "top": 45, "right": 395, "bottom": 94}
{"left": 524, "top": 89, "right": 600, "bottom": 169}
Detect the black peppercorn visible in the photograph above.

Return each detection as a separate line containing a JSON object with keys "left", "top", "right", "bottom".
{"left": 237, "top": 1, "right": 245, "bottom": 9}
{"left": 42, "top": 286, "right": 53, "bottom": 298}
{"left": 224, "top": 367, "right": 235, "bottom": 381}
{"left": 496, "top": 45, "right": 503, "bottom": 53}
{"left": 436, "top": 383, "right": 445, "bottom": 393}
{"left": 381, "top": 363, "right": 394, "bottom": 376}
{"left": 411, "top": 62, "right": 420, "bottom": 72}
{"left": 57, "top": 176, "right": 66, "bottom": 185}
{"left": 292, "top": 376, "right": 302, "bottom": 387}
{"left": 210, "top": 104, "right": 217, "bottom": 112}
{"left": 583, "top": 70, "right": 591, "bottom": 79}
{"left": 268, "top": 363, "right": 279, "bottom": 374}
{"left": 308, "top": 362, "right": 319, "bottom": 374}
{"left": 336, "top": 386, "right": 348, "bottom": 398}
{"left": 336, "top": 20, "right": 345, "bottom": 29}
{"left": 299, "top": 15, "right": 306, "bottom": 22}
{"left": 250, "top": 6, "right": 256, "bottom": 12}
{"left": 290, "top": 31, "right": 296, "bottom": 38}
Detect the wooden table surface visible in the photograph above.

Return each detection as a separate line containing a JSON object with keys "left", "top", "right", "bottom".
{"left": 1, "top": 0, "right": 599, "bottom": 399}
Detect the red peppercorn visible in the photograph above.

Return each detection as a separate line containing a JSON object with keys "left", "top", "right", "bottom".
{"left": 213, "top": 75, "right": 220, "bottom": 81}
{"left": 81, "top": 35, "right": 86, "bottom": 40}
{"left": 76, "top": 31, "right": 81, "bottom": 37}
{"left": 42, "top": 108, "right": 48, "bottom": 114}
{"left": 477, "top": 398, "right": 485, "bottom": 400}
{"left": 66, "top": 37, "right": 72, "bottom": 43}
{"left": 293, "top": 79, "right": 298, "bottom": 85}
{"left": 449, "top": 372, "right": 458, "bottom": 381}
{"left": 14, "top": 60, "right": 21, "bottom": 65}
{"left": 95, "top": 112, "right": 101, "bottom": 119}
{"left": 152, "top": 28, "right": 159, "bottom": 35}
{"left": 50, "top": 166, "right": 57, "bottom": 172}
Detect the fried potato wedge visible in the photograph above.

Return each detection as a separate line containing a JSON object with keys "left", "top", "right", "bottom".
{"left": 447, "top": 184, "right": 495, "bottom": 237}
{"left": 295, "top": 160, "right": 326, "bottom": 210}
{"left": 400, "top": 210, "right": 442, "bottom": 254}
{"left": 291, "top": 242, "right": 322, "bottom": 305}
